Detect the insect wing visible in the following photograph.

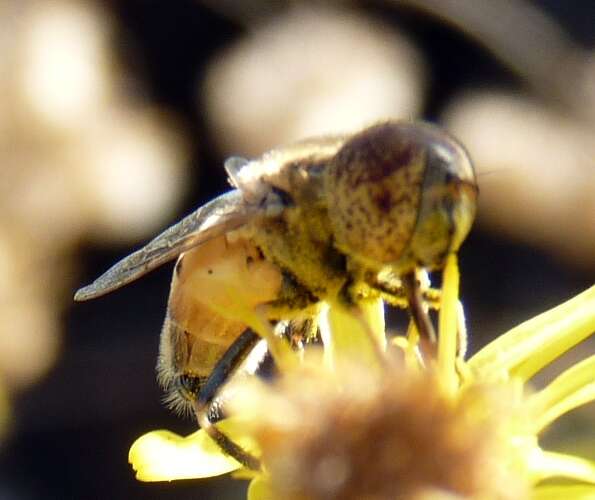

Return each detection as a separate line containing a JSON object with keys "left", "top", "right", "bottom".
{"left": 74, "top": 190, "right": 259, "bottom": 301}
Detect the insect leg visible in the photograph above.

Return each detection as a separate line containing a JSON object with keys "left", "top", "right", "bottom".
{"left": 367, "top": 271, "right": 437, "bottom": 343}
{"left": 370, "top": 280, "right": 441, "bottom": 310}
{"left": 193, "top": 329, "right": 262, "bottom": 471}
{"left": 401, "top": 271, "right": 437, "bottom": 352}
{"left": 372, "top": 277, "right": 469, "bottom": 360}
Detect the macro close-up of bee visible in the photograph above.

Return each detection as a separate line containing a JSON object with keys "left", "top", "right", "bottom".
{"left": 3, "top": 2, "right": 595, "bottom": 498}
{"left": 75, "top": 120, "right": 478, "bottom": 469}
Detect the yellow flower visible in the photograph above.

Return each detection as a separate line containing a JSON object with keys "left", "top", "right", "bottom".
{"left": 129, "top": 255, "right": 595, "bottom": 499}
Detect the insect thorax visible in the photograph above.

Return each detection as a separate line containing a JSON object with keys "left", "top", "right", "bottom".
{"left": 252, "top": 201, "right": 348, "bottom": 304}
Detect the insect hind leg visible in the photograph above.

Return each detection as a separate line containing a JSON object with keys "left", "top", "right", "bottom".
{"left": 191, "top": 319, "right": 315, "bottom": 470}
{"left": 193, "top": 329, "right": 262, "bottom": 470}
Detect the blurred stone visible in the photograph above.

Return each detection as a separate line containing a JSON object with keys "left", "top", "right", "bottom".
{"left": 204, "top": 6, "right": 426, "bottom": 156}
{"left": 0, "top": 0, "right": 190, "bottom": 394}
{"left": 0, "top": 231, "right": 62, "bottom": 389}
{"left": 73, "top": 105, "right": 189, "bottom": 243}
{"left": 443, "top": 91, "right": 595, "bottom": 269}
{"left": 16, "top": 0, "right": 114, "bottom": 134}
{"left": 578, "top": 50, "right": 595, "bottom": 124}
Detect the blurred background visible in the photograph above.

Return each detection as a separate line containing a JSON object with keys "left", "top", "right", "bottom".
{"left": 0, "top": 1, "right": 593, "bottom": 498}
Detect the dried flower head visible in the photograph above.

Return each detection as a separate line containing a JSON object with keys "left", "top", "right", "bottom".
{"left": 129, "top": 256, "right": 595, "bottom": 500}
{"left": 232, "top": 359, "right": 526, "bottom": 500}
{"left": 204, "top": 6, "right": 425, "bottom": 156}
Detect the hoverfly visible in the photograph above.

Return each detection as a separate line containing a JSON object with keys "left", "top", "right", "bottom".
{"left": 75, "top": 121, "right": 477, "bottom": 469}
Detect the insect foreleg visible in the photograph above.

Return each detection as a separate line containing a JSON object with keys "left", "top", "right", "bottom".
{"left": 367, "top": 272, "right": 438, "bottom": 351}
{"left": 370, "top": 279, "right": 442, "bottom": 310}
{"left": 401, "top": 271, "right": 437, "bottom": 358}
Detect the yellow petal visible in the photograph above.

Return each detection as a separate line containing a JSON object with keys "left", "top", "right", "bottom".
{"left": 358, "top": 296, "right": 386, "bottom": 350}
{"left": 128, "top": 419, "right": 255, "bottom": 481}
{"left": 437, "top": 253, "right": 460, "bottom": 395}
{"left": 392, "top": 334, "right": 424, "bottom": 372}
{"left": 527, "top": 353, "right": 595, "bottom": 433}
{"left": 242, "top": 304, "right": 297, "bottom": 372}
{"left": 468, "top": 285, "right": 595, "bottom": 382}
{"left": 247, "top": 475, "right": 275, "bottom": 500}
{"left": 532, "top": 484, "right": 595, "bottom": 500}
{"left": 210, "top": 283, "right": 297, "bottom": 372}
{"left": 321, "top": 298, "right": 385, "bottom": 373}
{"left": 527, "top": 448, "right": 595, "bottom": 485}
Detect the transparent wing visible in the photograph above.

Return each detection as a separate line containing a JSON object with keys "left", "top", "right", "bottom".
{"left": 74, "top": 190, "right": 259, "bottom": 301}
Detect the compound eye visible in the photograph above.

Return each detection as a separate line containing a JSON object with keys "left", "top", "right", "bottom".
{"left": 325, "top": 122, "right": 427, "bottom": 267}
{"left": 176, "top": 374, "right": 204, "bottom": 402}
